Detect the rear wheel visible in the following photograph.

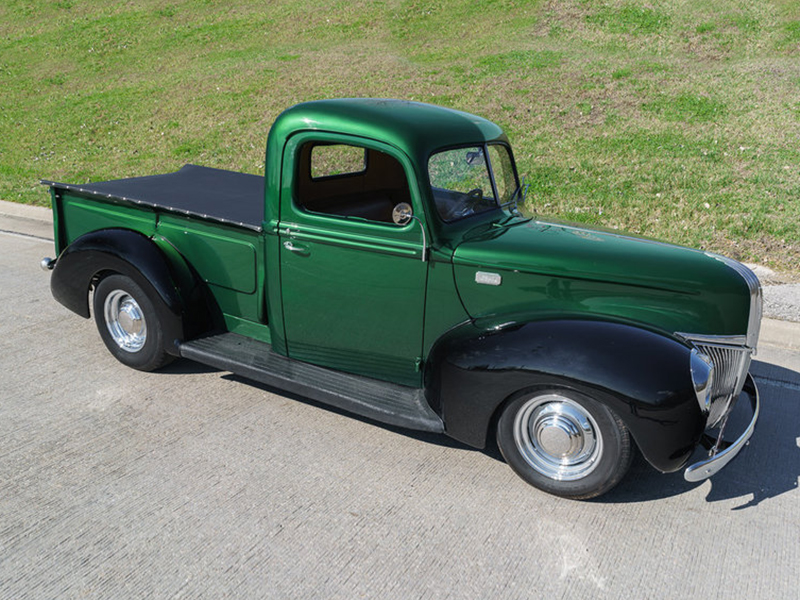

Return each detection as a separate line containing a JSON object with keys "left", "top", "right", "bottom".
{"left": 497, "top": 387, "right": 632, "bottom": 499}
{"left": 93, "top": 274, "right": 174, "bottom": 371}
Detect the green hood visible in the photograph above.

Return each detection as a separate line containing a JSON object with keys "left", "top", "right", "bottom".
{"left": 451, "top": 218, "right": 754, "bottom": 338}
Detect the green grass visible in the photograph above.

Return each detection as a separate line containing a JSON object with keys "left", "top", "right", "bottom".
{"left": 585, "top": 4, "right": 671, "bottom": 35}
{"left": 2, "top": 0, "right": 799, "bottom": 272}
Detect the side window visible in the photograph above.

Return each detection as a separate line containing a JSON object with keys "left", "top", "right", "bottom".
{"left": 295, "top": 142, "right": 412, "bottom": 224}
{"left": 311, "top": 144, "right": 366, "bottom": 179}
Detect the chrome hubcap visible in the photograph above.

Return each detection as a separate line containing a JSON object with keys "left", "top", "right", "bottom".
{"left": 104, "top": 290, "right": 147, "bottom": 352}
{"left": 513, "top": 394, "right": 603, "bottom": 481}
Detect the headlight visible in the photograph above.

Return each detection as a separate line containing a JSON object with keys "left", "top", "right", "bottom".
{"left": 690, "top": 349, "right": 715, "bottom": 412}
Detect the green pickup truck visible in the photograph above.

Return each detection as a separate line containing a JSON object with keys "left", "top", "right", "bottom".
{"left": 41, "top": 99, "right": 761, "bottom": 499}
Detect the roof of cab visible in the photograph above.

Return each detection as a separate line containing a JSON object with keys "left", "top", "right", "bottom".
{"left": 267, "top": 98, "right": 507, "bottom": 162}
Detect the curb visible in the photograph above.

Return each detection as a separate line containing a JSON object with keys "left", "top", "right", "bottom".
{"left": 0, "top": 199, "right": 55, "bottom": 241}
{"left": 2, "top": 199, "right": 798, "bottom": 351}
{"left": 0, "top": 199, "right": 52, "bottom": 221}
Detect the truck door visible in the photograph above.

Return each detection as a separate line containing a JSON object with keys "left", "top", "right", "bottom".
{"left": 278, "top": 134, "right": 428, "bottom": 388}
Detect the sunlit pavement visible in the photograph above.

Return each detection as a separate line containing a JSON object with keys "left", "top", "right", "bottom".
{"left": 1, "top": 207, "right": 798, "bottom": 599}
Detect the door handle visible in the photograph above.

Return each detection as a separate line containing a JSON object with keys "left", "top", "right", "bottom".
{"left": 283, "top": 240, "right": 309, "bottom": 254}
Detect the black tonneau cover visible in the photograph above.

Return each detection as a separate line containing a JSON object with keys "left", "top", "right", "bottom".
{"left": 42, "top": 164, "right": 265, "bottom": 231}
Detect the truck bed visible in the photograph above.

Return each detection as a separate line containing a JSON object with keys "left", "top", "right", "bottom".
{"left": 43, "top": 164, "right": 265, "bottom": 231}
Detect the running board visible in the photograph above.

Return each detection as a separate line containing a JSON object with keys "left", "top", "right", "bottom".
{"left": 179, "top": 333, "right": 444, "bottom": 433}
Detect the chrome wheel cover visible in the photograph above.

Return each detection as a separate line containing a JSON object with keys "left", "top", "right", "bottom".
{"left": 512, "top": 394, "right": 603, "bottom": 481}
{"left": 103, "top": 289, "right": 147, "bottom": 352}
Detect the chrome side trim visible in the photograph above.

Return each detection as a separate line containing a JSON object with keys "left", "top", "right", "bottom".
{"left": 705, "top": 253, "right": 763, "bottom": 349}
{"left": 684, "top": 373, "right": 759, "bottom": 482}
{"left": 676, "top": 332, "right": 747, "bottom": 346}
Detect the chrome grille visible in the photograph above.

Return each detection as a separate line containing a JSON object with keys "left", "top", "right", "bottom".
{"left": 680, "top": 255, "right": 763, "bottom": 428}
{"left": 692, "top": 341, "right": 752, "bottom": 427}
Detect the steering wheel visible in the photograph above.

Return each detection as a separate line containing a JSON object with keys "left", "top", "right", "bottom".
{"left": 466, "top": 188, "right": 483, "bottom": 203}
{"left": 448, "top": 188, "right": 485, "bottom": 220}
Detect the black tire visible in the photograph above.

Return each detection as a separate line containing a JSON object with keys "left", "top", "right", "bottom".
{"left": 93, "top": 274, "right": 174, "bottom": 372}
{"left": 496, "top": 387, "right": 633, "bottom": 500}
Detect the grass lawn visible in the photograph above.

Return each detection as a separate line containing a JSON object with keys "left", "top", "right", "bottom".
{"left": 2, "top": 0, "right": 798, "bottom": 271}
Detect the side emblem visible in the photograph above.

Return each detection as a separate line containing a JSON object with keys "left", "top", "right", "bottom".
{"left": 475, "top": 271, "right": 502, "bottom": 286}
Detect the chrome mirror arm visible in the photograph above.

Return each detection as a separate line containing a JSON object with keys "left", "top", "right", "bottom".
{"left": 409, "top": 215, "right": 427, "bottom": 262}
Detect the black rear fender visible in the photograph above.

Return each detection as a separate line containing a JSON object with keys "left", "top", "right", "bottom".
{"left": 426, "top": 319, "right": 705, "bottom": 473}
{"left": 50, "top": 228, "right": 214, "bottom": 353}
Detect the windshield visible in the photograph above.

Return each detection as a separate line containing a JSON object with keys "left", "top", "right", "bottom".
{"left": 428, "top": 143, "right": 518, "bottom": 222}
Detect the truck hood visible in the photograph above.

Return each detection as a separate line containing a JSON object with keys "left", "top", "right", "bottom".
{"left": 451, "top": 218, "right": 756, "bottom": 338}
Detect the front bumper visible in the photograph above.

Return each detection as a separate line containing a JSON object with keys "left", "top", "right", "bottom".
{"left": 684, "top": 373, "right": 759, "bottom": 482}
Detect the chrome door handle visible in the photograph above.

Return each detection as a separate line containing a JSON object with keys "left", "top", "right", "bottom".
{"left": 283, "top": 240, "right": 308, "bottom": 254}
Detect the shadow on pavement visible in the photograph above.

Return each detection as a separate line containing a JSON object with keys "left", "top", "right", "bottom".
{"left": 160, "top": 359, "right": 221, "bottom": 376}
{"left": 705, "top": 359, "right": 800, "bottom": 509}
{"left": 222, "top": 373, "right": 474, "bottom": 451}
{"left": 170, "top": 356, "right": 799, "bottom": 507}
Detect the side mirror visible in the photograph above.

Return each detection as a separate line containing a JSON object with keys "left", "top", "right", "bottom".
{"left": 392, "top": 202, "right": 413, "bottom": 226}
{"left": 465, "top": 151, "right": 485, "bottom": 166}
{"left": 391, "top": 202, "right": 427, "bottom": 262}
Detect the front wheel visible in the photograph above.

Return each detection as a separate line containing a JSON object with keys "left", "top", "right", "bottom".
{"left": 93, "top": 274, "right": 174, "bottom": 372}
{"left": 497, "top": 388, "right": 633, "bottom": 499}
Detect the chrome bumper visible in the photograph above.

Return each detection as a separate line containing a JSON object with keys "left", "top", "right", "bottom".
{"left": 684, "top": 373, "right": 759, "bottom": 482}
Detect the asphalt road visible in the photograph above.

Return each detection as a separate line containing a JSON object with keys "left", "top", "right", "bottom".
{"left": 1, "top": 230, "right": 799, "bottom": 600}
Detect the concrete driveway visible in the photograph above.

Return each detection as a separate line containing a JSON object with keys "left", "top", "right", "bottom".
{"left": 1, "top": 226, "right": 798, "bottom": 599}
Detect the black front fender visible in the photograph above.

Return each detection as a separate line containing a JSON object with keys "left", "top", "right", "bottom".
{"left": 50, "top": 229, "right": 192, "bottom": 352}
{"left": 426, "top": 319, "right": 705, "bottom": 473}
